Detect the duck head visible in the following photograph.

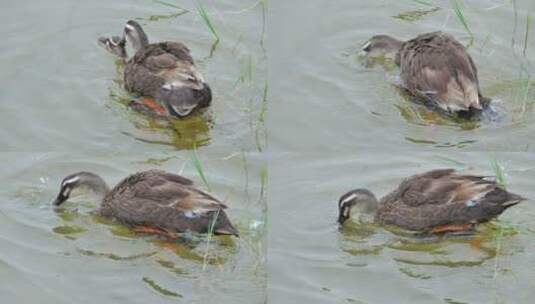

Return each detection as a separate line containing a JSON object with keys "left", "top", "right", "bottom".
{"left": 337, "top": 189, "right": 378, "bottom": 225}
{"left": 124, "top": 20, "right": 149, "bottom": 54}
{"left": 156, "top": 83, "right": 212, "bottom": 117}
{"left": 53, "top": 172, "right": 110, "bottom": 206}
{"left": 98, "top": 36, "right": 127, "bottom": 58}
{"left": 361, "top": 35, "right": 403, "bottom": 62}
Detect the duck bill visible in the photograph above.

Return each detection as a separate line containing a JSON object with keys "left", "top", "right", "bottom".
{"left": 52, "top": 193, "right": 68, "bottom": 206}
{"left": 170, "top": 104, "right": 196, "bottom": 117}
{"left": 337, "top": 206, "right": 351, "bottom": 225}
{"left": 337, "top": 213, "right": 349, "bottom": 225}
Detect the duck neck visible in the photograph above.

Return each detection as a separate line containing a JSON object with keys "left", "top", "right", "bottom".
{"left": 129, "top": 28, "right": 149, "bottom": 53}
{"left": 362, "top": 196, "right": 379, "bottom": 214}
{"left": 391, "top": 39, "right": 403, "bottom": 65}
{"left": 83, "top": 174, "right": 111, "bottom": 202}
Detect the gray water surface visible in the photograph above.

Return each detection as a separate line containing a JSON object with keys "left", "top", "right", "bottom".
{"left": 0, "top": 0, "right": 266, "bottom": 303}
{"left": 0, "top": 0, "right": 266, "bottom": 152}
{"left": 3, "top": 0, "right": 535, "bottom": 303}
{"left": 269, "top": 0, "right": 535, "bottom": 152}
{"left": 268, "top": 1, "right": 535, "bottom": 303}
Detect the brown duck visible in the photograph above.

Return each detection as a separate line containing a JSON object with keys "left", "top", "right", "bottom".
{"left": 98, "top": 20, "right": 211, "bottom": 117}
{"left": 338, "top": 169, "right": 525, "bottom": 233}
{"left": 362, "top": 32, "right": 489, "bottom": 116}
{"left": 53, "top": 170, "right": 238, "bottom": 237}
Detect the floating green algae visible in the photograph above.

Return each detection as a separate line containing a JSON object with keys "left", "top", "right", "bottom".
{"left": 109, "top": 225, "right": 139, "bottom": 238}
{"left": 53, "top": 225, "right": 87, "bottom": 235}
{"left": 393, "top": 7, "right": 440, "bottom": 22}
{"left": 56, "top": 210, "right": 78, "bottom": 222}
{"left": 135, "top": 156, "right": 176, "bottom": 166}
{"left": 137, "top": 11, "right": 188, "bottom": 22}
{"left": 398, "top": 267, "right": 432, "bottom": 280}
{"left": 156, "top": 259, "right": 190, "bottom": 276}
{"left": 142, "top": 277, "right": 183, "bottom": 298}
{"left": 78, "top": 249, "right": 157, "bottom": 261}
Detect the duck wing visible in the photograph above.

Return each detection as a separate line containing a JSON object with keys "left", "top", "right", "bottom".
{"left": 160, "top": 42, "right": 193, "bottom": 63}
{"left": 106, "top": 171, "right": 235, "bottom": 234}
{"left": 398, "top": 32, "right": 481, "bottom": 111}
{"left": 135, "top": 42, "right": 204, "bottom": 91}
{"left": 377, "top": 169, "right": 525, "bottom": 231}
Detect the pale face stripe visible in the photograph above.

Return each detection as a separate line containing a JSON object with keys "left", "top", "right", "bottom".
{"left": 125, "top": 24, "right": 135, "bottom": 32}
{"left": 62, "top": 176, "right": 80, "bottom": 187}
{"left": 340, "top": 193, "right": 358, "bottom": 207}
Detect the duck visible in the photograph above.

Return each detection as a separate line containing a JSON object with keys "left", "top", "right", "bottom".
{"left": 52, "top": 170, "right": 239, "bottom": 237}
{"left": 98, "top": 20, "right": 212, "bottom": 117}
{"left": 362, "top": 32, "right": 489, "bottom": 117}
{"left": 338, "top": 169, "right": 525, "bottom": 234}
{"left": 98, "top": 35, "right": 127, "bottom": 58}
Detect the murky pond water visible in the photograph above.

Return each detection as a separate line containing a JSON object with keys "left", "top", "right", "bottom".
{"left": 0, "top": 0, "right": 266, "bottom": 152}
{"left": 0, "top": 0, "right": 266, "bottom": 303}
{"left": 269, "top": 0, "right": 535, "bottom": 152}
{"left": 0, "top": 152, "right": 266, "bottom": 303}
{"left": 269, "top": 152, "right": 535, "bottom": 303}
{"left": 4, "top": 0, "right": 535, "bottom": 302}
{"left": 269, "top": 1, "right": 535, "bottom": 303}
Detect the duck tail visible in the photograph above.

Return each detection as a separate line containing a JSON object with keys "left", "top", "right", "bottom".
{"left": 212, "top": 211, "right": 240, "bottom": 237}
{"left": 460, "top": 75, "right": 482, "bottom": 110}
{"left": 214, "top": 225, "right": 240, "bottom": 237}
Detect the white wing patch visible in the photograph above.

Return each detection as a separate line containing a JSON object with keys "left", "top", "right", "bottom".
{"left": 465, "top": 200, "right": 477, "bottom": 207}
{"left": 184, "top": 211, "right": 198, "bottom": 218}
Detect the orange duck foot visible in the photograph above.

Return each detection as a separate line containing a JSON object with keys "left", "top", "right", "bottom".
{"left": 133, "top": 225, "right": 179, "bottom": 239}
{"left": 469, "top": 235, "right": 482, "bottom": 250}
{"left": 140, "top": 98, "right": 167, "bottom": 115}
{"left": 430, "top": 223, "right": 473, "bottom": 234}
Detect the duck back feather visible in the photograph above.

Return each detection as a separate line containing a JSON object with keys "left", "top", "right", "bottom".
{"left": 397, "top": 32, "right": 483, "bottom": 112}
{"left": 375, "top": 169, "right": 525, "bottom": 232}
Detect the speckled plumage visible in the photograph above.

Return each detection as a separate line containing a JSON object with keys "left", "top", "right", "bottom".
{"left": 99, "top": 21, "right": 211, "bottom": 117}
{"left": 123, "top": 41, "right": 212, "bottom": 116}
{"left": 397, "top": 32, "right": 483, "bottom": 113}
{"left": 55, "top": 170, "right": 238, "bottom": 236}
{"left": 339, "top": 169, "right": 525, "bottom": 232}
{"left": 363, "top": 32, "right": 489, "bottom": 116}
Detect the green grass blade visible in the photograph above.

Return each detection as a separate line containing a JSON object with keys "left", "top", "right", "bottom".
{"left": 197, "top": 1, "right": 219, "bottom": 41}
{"left": 411, "top": 0, "right": 435, "bottom": 7}
{"left": 523, "top": 12, "right": 532, "bottom": 57}
{"left": 450, "top": 0, "right": 472, "bottom": 37}
{"left": 490, "top": 157, "right": 507, "bottom": 189}
{"left": 255, "top": 81, "right": 268, "bottom": 152}
{"left": 202, "top": 208, "right": 220, "bottom": 270}
{"left": 190, "top": 146, "right": 210, "bottom": 191}
{"left": 153, "top": 0, "right": 189, "bottom": 11}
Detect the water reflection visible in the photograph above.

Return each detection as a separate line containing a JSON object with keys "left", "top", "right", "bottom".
{"left": 123, "top": 109, "right": 212, "bottom": 149}
{"left": 339, "top": 220, "right": 517, "bottom": 273}
{"left": 52, "top": 204, "right": 238, "bottom": 266}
